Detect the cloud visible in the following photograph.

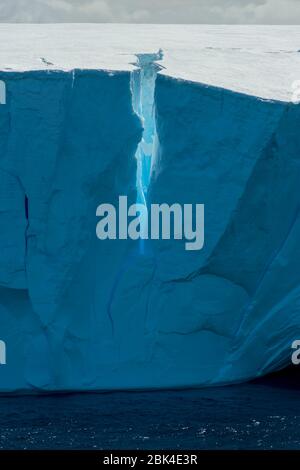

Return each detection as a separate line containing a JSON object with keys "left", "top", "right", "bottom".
{"left": 253, "top": 0, "right": 300, "bottom": 24}
{"left": 0, "top": 0, "right": 299, "bottom": 24}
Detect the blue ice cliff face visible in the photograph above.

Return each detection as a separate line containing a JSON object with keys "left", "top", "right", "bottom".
{"left": 0, "top": 60, "right": 300, "bottom": 392}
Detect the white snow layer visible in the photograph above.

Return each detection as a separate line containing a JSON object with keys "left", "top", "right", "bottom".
{"left": 0, "top": 24, "right": 299, "bottom": 101}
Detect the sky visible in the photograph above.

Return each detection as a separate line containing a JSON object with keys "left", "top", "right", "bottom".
{"left": 0, "top": 0, "right": 299, "bottom": 24}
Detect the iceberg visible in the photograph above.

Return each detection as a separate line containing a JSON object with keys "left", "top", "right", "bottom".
{"left": 0, "top": 24, "right": 300, "bottom": 392}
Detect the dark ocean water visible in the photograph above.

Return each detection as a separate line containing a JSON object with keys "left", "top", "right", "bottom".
{"left": 0, "top": 368, "right": 299, "bottom": 450}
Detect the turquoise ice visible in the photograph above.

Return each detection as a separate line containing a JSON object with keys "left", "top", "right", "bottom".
{"left": 0, "top": 40, "right": 300, "bottom": 391}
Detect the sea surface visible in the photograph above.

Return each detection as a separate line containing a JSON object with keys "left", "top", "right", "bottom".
{"left": 0, "top": 368, "right": 299, "bottom": 450}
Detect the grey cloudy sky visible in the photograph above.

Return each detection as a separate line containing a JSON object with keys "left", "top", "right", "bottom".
{"left": 0, "top": 0, "right": 299, "bottom": 24}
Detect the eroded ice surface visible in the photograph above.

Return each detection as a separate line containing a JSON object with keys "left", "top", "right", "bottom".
{"left": 0, "top": 25, "right": 300, "bottom": 392}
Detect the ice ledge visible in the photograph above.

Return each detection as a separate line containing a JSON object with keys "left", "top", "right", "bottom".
{"left": 0, "top": 24, "right": 300, "bottom": 101}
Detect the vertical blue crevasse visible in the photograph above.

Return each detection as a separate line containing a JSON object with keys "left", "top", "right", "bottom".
{"left": 131, "top": 49, "right": 163, "bottom": 205}
{"left": 130, "top": 50, "right": 163, "bottom": 253}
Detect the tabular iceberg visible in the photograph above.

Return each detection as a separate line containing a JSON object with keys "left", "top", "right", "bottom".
{"left": 0, "top": 25, "right": 300, "bottom": 392}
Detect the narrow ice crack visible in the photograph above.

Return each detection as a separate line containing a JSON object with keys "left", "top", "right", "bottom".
{"left": 131, "top": 49, "right": 163, "bottom": 205}
{"left": 130, "top": 50, "right": 163, "bottom": 253}
{"left": 106, "top": 52, "right": 164, "bottom": 330}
